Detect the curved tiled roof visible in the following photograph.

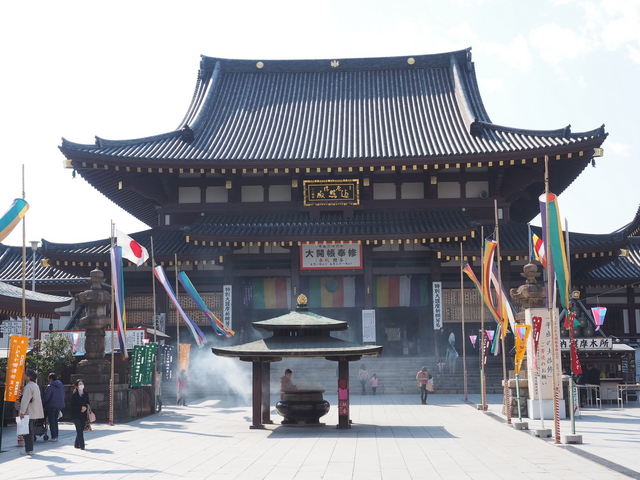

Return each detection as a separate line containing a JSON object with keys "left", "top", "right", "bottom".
{"left": 187, "top": 208, "right": 479, "bottom": 242}
{"left": 60, "top": 49, "right": 606, "bottom": 164}
{"left": 0, "top": 244, "right": 86, "bottom": 286}
{"left": 41, "top": 228, "right": 231, "bottom": 264}
{"left": 577, "top": 237, "right": 640, "bottom": 284}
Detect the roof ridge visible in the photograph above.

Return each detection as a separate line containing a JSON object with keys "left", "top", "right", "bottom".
{"left": 471, "top": 121, "right": 606, "bottom": 139}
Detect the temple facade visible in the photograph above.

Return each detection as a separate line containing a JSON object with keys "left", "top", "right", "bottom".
{"left": 45, "top": 48, "right": 639, "bottom": 365}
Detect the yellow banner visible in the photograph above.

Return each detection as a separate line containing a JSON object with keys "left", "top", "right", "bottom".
{"left": 4, "top": 335, "right": 28, "bottom": 401}
{"left": 514, "top": 324, "right": 531, "bottom": 374}
{"left": 178, "top": 344, "right": 190, "bottom": 374}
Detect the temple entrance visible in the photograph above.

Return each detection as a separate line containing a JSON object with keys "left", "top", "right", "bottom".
{"left": 377, "top": 308, "right": 423, "bottom": 356}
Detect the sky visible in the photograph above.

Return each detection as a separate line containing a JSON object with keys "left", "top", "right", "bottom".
{"left": 1, "top": 0, "right": 639, "bottom": 247}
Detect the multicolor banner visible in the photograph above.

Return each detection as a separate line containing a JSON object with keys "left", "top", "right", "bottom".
{"left": 110, "top": 246, "right": 129, "bottom": 360}
{"left": 0, "top": 198, "right": 28, "bottom": 243}
{"left": 373, "top": 275, "right": 429, "bottom": 307}
{"left": 4, "top": 335, "right": 28, "bottom": 401}
{"left": 242, "top": 278, "right": 291, "bottom": 309}
{"left": 154, "top": 266, "right": 207, "bottom": 347}
{"left": 540, "top": 192, "right": 570, "bottom": 311}
{"left": 178, "top": 272, "right": 234, "bottom": 337}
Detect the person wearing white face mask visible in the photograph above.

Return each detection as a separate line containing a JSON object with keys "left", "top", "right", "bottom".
{"left": 71, "top": 379, "right": 90, "bottom": 450}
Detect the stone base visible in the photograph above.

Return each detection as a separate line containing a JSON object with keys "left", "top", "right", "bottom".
{"left": 527, "top": 399, "right": 566, "bottom": 420}
{"left": 534, "top": 428, "right": 552, "bottom": 438}
{"left": 513, "top": 421, "right": 529, "bottom": 430}
{"left": 562, "top": 434, "right": 583, "bottom": 444}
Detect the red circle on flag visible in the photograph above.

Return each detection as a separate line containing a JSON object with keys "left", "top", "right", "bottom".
{"left": 129, "top": 240, "right": 143, "bottom": 258}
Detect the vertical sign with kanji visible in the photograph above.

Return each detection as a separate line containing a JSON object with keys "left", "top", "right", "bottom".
{"left": 4, "top": 335, "right": 28, "bottom": 401}
{"left": 362, "top": 310, "right": 376, "bottom": 343}
{"left": 526, "top": 308, "right": 563, "bottom": 401}
{"left": 223, "top": 284, "right": 232, "bottom": 330}
{"left": 432, "top": 282, "right": 442, "bottom": 330}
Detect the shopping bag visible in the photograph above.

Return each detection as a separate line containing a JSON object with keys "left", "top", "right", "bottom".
{"left": 16, "top": 415, "right": 29, "bottom": 435}
{"left": 87, "top": 407, "right": 96, "bottom": 423}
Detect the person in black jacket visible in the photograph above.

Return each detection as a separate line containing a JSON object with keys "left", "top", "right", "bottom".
{"left": 71, "top": 379, "right": 90, "bottom": 450}
{"left": 43, "top": 373, "right": 65, "bottom": 442}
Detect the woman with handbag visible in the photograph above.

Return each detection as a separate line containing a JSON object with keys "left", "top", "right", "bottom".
{"left": 71, "top": 379, "right": 90, "bottom": 450}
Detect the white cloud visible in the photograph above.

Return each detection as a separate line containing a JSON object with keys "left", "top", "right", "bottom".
{"left": 607, "top": 141, "right": 631, "bottom": 157}
{"left": 528, "top": 24, "right": 591, "bottom": 67}
{"left": 483, "top": 35, "right": 533, "bottom": 72}
{"left": 477, "top": 77, "right": 505, "bottom": 95}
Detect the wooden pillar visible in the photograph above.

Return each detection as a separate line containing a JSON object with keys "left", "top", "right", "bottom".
{"left": 250, "top": 360, "right": 265, "bottom": 429}
{"left": 261, "top": 361, "right": 272, "bottom": 424}
{"left": 337, "top": 359, "right": 350, "bottom": 429}
{"left": 364, "top": 245, "right": 373, "bottom": 310}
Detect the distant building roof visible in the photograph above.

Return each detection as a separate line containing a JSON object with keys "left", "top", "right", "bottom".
{"left": 0, "top": 280, "right": 72, "bottom": 318}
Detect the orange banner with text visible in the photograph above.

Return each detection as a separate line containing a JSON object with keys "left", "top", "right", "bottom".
{"left": 179, "top": 344, "right": 190, "bottom": 374}
{"left": 4, "top": 335, "right": 28, "bottom": 401}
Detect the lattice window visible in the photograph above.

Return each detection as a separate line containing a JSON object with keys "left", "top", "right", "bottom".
{"left": 124, "top": 293, "right": 224, "bottom": 327}
{"left": 442, "top": 288, "right": 493, "bottom": 323}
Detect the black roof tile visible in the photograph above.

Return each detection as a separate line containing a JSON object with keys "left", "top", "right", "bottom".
{"left": 60, "top": 49, "right": 606, "bottom": 164}
{"left": 187, "top": 209, "right": 478, "bottom": 241}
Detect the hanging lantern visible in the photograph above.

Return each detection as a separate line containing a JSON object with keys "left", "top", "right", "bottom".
{"left": 469, "top": 334, "right": 477, "bottom": 347}
{"left": 486, "top": 330, "right": 495, "bottom": 341}
{"left": 591, "top": 307, "right": 607, "bottom": 331}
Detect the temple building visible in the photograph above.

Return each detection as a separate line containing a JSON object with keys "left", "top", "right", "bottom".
{"left": 43, "top": 48, "right": 638, "bottom": 369}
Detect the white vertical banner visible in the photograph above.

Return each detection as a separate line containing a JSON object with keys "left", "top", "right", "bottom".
{"left": 223, "top": 284, "right": 233, "bottom": 330}
{"left": 362, "top": 309, "right": 376, "bottom": 343}
{"left": 432, "top": 282, "right": 443, "bottom": 330}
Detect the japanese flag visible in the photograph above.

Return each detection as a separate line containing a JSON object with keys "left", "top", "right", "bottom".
{"left": 116, "top": 229, "right": 149, "bottom": 266}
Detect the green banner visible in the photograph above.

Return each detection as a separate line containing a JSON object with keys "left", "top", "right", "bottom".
{"left": 131, "top": 343, "right": 157, "bottom": 387}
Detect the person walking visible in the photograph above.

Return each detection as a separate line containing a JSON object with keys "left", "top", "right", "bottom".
{"left": 358, "top": 364, "right": 369, "bottom": 395}
{"left": 71, "top": 379, "right": 90, "bottom": 450}
{"left": 18, "top": 369, "right": 44, "bottom": 456}
{"left": 43, "top": 373, "right": 65, "bottom": 442}
{"left": 177, "top": 370, "right": 189, "bottom": 406}
{"left": 446, "top": 344, "right": 458, "bottom": 374}
{"left": 371, "top": 373, "right": 379, "bottom": 395}
{"left": 416, "top": 366, "right": 429, "bottom": 405}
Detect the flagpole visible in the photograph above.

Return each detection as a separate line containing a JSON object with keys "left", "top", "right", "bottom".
{"left": 565, "top": 219, "right": 577, "bottom": 435}
{"left": 175, "top": 253, "right": 180, "bottom": 406}
{"left": 480, "top": 226, "right": 487, "bottom": 411}
{"left": 494, "top": 199, "right": 511, "bottom": 424}
{"left": 151, "top": 236, "right": 160, "bottom": 413}
{"left": 529, "top": 222, "right": 546, "bottom": 429}
{"left": 460, "top": 242, "right": 468, "bottom": 402}
{"left": 109, "top": 221, "right": 115, "bottom": 426}
{"left": 544, "top": 155, "right": 562, "bottom": 444}
{"left": 21, "top": 164, "right": 27, "bottom": 337}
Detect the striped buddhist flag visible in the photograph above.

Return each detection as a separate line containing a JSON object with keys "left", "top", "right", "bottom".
{"left": 530, "top": 230, "right": 547, "bottom": 268}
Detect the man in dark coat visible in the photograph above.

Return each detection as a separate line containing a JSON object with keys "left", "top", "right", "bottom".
{"left": 43, "top": 373, "right": 65, "bottom": 442}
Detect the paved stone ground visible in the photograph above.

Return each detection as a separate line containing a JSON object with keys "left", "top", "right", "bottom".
{"left": 1, "top": 393, "right": 639, "bottom": 479}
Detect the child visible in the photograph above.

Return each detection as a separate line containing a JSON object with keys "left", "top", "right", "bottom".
{"left": 371, "top": 373, "right": 379, "bottom": 395}
{"left": 426, "top": 374, "right": 434, "bottom": 394}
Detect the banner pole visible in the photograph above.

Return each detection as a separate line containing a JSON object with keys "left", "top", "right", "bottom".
{"left": 494, "top": 199, "right": 511, "bottom": 424}
{"left": 109, "top": 221, "right": 115, "bottom": 426}
{"left": 480, "top": 226, "right": 487, "bottom": 410}
{"left": 544, "top": 155, "right": 562, "bottom": 443}
{"left": 175, "top": 253, "right": 180, "bottom": 405}
{"left": 460, "top": 242, "right": 468, "bottom": 402}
